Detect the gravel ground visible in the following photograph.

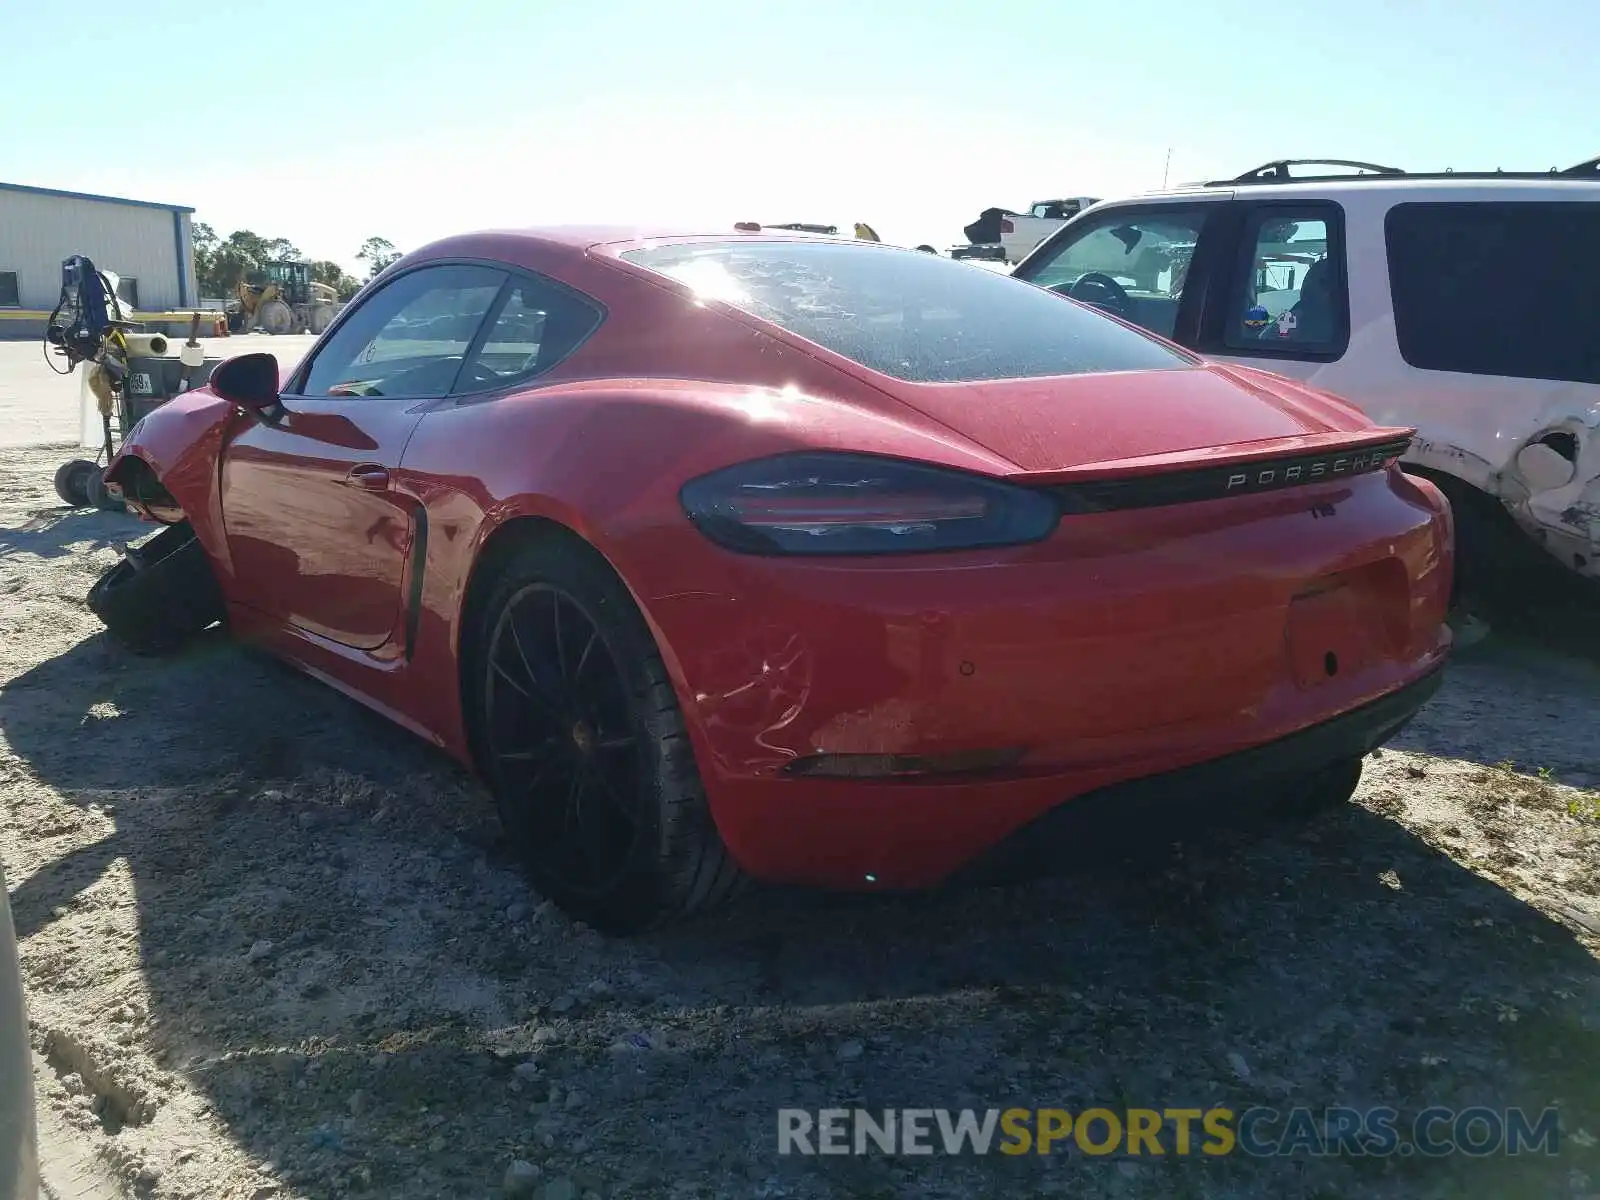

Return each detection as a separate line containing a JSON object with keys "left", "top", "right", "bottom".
{"left": 0, "top": 440, "right": 1597, "bottom": 1200}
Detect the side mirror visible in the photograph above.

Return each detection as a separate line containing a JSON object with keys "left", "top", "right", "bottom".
{"left": 210, "top": 352, "right": 285, "bottom": 424}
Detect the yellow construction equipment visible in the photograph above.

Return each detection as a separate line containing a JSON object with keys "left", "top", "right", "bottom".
{"left": 228, "top": 260, "right": 339, "bottom": 335}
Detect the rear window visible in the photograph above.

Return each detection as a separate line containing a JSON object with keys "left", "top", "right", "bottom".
{"left": 1385, "top": 200, "right": 1600, "bottom": 385}
{"left": 620, "top": 239, "right": 1194, "bottom": 383}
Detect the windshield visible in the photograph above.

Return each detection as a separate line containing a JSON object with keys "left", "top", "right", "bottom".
{"left": 621, "top": 239, "right": 1193, "bottom": 384}
{"left": 1022, "top": 215, "right": 1201, "bottom": 297}
{"left": 1015, "top": 210, "right": 1210, "bottom": 340}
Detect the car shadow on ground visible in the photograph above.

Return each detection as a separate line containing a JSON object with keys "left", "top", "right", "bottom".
{"left": 0, "top": 503, "right": 134, "bottom": 563}
{"left": 2, "top": 629, "right": 1598, "bottom": 1197}
{"left": 1475, "top": 568, "right": 1600, "bottom": 669}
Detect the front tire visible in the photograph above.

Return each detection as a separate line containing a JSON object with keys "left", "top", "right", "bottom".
{"left": 53, "top": 459, "right": 96, "bottom": 507}
{"left": 86, "top": 521, "right": 226, "bottom": 655}
{"left": 83, "top": 467, "right": 124, "bottom": 512}
{"left": 256, "top": 299, "right": 294, "bottom": 336}
{"left": 466, "top": 534, "right": 746, "bottom": 934}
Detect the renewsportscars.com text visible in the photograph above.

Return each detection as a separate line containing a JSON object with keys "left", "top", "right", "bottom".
{"left": 777, "top": 1106, "right": 1562, "bottom": 1158}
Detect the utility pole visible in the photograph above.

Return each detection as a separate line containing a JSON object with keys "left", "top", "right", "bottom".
{"left": 1162, "top": 147, "right": 1172, "bottom": 187}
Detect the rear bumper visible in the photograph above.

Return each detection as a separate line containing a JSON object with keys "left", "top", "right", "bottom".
{"left": 697, "top": 649, "right": 1446, "bottom": 890}
{"left": 959, "top": 660, "right": 1444, "bottom": 884}
{"left": 632, "top": 464, "right": 1453, "bottom": 889}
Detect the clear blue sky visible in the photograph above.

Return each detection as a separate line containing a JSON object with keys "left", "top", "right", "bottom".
{"left": 5, "top": 0, "right": 1595, "bottom": 273}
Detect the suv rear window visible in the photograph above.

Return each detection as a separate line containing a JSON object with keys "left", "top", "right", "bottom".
{"left": 620, "top": 239, "right": 1194, "bottom": 383}
{"left": 1386, "top": 201, "right": 1600, "bottom": 385}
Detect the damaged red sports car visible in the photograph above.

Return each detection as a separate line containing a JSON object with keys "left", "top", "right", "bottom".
{"left": 92, "top": 227, "right": 1454, "bottom": 933}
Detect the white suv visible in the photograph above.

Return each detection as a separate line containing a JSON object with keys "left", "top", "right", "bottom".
{"left": 1011, "top": 158, "right": 1600, "bottom": 613}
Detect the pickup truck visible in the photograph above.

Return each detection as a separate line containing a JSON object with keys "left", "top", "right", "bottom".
{"left": 958, "top": 197, "right": 1101, "bottom": 263}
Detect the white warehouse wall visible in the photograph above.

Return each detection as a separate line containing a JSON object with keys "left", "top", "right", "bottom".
{"left": 0, "top": 184, "right": 194, "bottom": 311}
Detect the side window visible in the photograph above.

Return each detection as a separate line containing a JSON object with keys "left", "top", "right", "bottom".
{"left": 1223, "top": 208, "right": 1347, "bottom": 355}
{"left": 0, "top": 272, "right": 18, "bottom": 307}
{"left": 454, "top": 273, "right": 604, "bottom": 395}
{"left": 1386, "top": 201, "right": 1600, "bottom": 385}
{"left": 295, "top": 263, "right": 507, "bottom": 399}
{"left": 1016, "top": 207, "right": 1210, "bottom": 340}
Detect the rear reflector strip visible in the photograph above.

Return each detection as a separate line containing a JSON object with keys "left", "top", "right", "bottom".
{"left": 1046, "top": 437, "right": 1412, "bottom": 513}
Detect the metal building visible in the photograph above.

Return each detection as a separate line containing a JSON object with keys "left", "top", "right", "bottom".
{"left": 0, "top": 181, "right": 196, "bottom": 337}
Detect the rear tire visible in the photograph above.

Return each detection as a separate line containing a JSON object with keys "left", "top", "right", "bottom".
{"left": 86, "top": 521, "right": 226, "bottom": 655}
{"left": 1409, "top": 468, "right": 1542, "bottom": 624}
{"left": 53, "top": 459, "right": 96, "bottom": 507}
{"left": 465, "top": 534, "right": 747, "bottom": 934}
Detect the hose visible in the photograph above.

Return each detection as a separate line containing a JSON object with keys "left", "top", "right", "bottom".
{"left": 41, "top": 295, "right": 71, "bottom": 374}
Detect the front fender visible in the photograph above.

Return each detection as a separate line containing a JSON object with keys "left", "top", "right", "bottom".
{"left": 104, "top": 387, "right": 239, "bottom": 583}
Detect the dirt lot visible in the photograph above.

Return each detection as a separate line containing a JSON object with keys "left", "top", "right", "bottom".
{"left": 0, "top": 440, "right": 1597, "bottom": 1200}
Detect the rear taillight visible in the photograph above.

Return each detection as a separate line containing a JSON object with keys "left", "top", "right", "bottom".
{"left": 679, "top": 451, "right": 1060, "bottom": 556}
{"left": 1000, "top": 218, "right": 1015, "bottom": 233}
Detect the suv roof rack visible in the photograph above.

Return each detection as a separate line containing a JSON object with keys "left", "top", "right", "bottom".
{"left": 1224, "top": 159, "right": 1404, "bottom": 184}
{"left": 1202, "top": 155, "right": 1600, "bottom": 187}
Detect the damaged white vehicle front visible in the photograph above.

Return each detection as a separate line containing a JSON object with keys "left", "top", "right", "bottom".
{"left": 1410, "top": 401, "right": 1600, "bottom": 587}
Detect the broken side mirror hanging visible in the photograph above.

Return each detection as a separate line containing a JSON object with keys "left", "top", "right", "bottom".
{"left": 210, "top": 352, "right": 286, "bottom": 425}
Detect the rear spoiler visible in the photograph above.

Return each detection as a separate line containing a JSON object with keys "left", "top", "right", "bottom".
{"left": 1002, "top": 427, "right": 1416, "bottom": 513}
{"left": 1004, "top": 427, "right": 1415, "bottom": 487}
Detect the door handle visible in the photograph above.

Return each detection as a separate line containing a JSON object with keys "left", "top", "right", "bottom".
{"left": 344, "top": 464, "right": 390, "bottom": 490}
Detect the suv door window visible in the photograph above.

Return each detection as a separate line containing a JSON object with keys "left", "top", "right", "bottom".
{"left": 1015, "top": 207, "right": 1210, "bottom": 340}
{"left": 1222, "top": 207, "right": 1347, "bottom": 356}
{"left": 1386, "top": 201, "right": 1600, "bottom": 385}
{"left": 294, "top": 263, "right": 507, "bottom": 399}
{"left": 454, "top": 273, "right": 604, "bottom": 394}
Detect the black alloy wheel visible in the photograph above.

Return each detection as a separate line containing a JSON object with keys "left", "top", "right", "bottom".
{"left": 469, "top": 535, "right": 747, "bottom": 934}
{"left": 484, "top": 581, "right": 648, "bottom": 899}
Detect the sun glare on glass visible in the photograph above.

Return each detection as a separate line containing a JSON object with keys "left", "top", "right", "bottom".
{"left": 664, "top": 258, "right": 751, "bottom": 306}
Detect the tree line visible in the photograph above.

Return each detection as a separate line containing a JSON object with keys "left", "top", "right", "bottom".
{"left": 192, "top": 224, "right": 403, "bottom": 302}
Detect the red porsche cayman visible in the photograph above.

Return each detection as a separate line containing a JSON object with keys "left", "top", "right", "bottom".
{"left": 92, "top": 227, "right": 1453, "bottom": 933}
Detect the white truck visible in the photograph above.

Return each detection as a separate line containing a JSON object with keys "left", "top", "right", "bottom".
{"left": 955, "top": 197, "right": 1102, "bottom": 264}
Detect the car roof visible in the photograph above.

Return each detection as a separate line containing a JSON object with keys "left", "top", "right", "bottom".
{"left": 400, "top": 225, "right": 889, "bottom": 272}
{"left": 438, "top": 224, "right": 870, "bottom": 251}
{"left": 1101, "top": 177, "right": 1600, "bottom": 210}
{"left": 1108, "top": 156, "right": 1600, "bottom": 205}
